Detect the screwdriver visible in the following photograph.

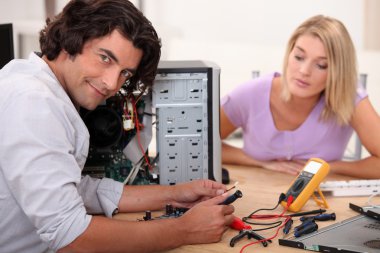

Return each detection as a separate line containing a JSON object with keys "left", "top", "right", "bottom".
{"left": 283, "top": 218, "right": 293, "bottom": 234}
{"left": 300, "top": 213, "right": 336, "bottom": 222}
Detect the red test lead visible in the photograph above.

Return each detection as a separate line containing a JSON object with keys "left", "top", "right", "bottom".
{"left": 230, "top": 217, "right": 252, "bottom": 231}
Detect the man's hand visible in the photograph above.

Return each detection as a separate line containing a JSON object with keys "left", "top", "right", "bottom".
{"left": 178, "top": 193, "right": 235, "bottom": 244}
{"left": 170, "top": 179, "right": 227, "bottom": 208}
{"left": 261, "top": 160, "right": 306, "bottom": 175}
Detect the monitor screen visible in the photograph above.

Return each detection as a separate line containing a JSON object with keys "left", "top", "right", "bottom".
{"left": 0, "top": 23, "right": 14, "bottom": 69}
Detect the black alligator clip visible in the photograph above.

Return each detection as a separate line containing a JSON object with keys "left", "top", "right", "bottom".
{"left": 230, "top": 229, "right": 272, "bottom": 247}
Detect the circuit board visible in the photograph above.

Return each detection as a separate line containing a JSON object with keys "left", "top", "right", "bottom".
{"left": 80, "top": 94, "right": 154, "bottom": 185}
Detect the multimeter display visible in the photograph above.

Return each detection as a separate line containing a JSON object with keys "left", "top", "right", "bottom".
{"left": 281, "top": 158, "right": 330, "bottom": 212}
{"left": 304, "top": 161, "right": 323, "bottom": 174}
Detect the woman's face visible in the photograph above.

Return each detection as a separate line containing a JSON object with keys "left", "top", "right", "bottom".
{"left": 286, "top": 34, "right": 328, "bottom": 100}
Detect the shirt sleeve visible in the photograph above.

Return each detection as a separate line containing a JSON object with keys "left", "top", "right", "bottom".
{"left": 77, "top": 176, "right": 124, "bottom": 217}
{"left": 221, "top": 80, "right": 255, "bottom": 128}
{"left": 355, "top": 81, "right": 368, "bottom": 105}
{"left": 0, "top": 88, "right": 92, "bottom": 251}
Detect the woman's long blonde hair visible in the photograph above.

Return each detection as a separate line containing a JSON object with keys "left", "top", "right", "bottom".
{"left": 281, "top": 15, "right": 357, "bottom": 125}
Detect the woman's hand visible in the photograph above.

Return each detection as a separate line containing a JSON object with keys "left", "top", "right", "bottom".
{"left": 261, "top": 160, "right": 306, "bottom": 175}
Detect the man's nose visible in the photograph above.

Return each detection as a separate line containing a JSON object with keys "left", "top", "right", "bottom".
{"left": 103, "top": 68, "right": 122, "bottom": 92}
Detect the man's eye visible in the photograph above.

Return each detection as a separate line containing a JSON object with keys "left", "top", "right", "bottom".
{"left": 122, "top": 71, "right": 132, "bottom": 79}
{"left": 100, "top": 55, "right": 110, "bottom": 63}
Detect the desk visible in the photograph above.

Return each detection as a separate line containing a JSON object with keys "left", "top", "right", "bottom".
{"left": 115, "top": 165, "right": 369, "bottom": 253}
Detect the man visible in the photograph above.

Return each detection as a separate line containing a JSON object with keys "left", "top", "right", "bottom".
{"left": 0, "top": 0, "right": 234, "bottom": 252}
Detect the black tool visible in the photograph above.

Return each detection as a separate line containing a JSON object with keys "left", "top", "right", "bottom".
{"left": 294, "top": 221, "right": 318, "bottom": 237}
{"left": 283, "top": 218, "right": 293, "bottom": 234}
{"left": 219, "top": 190, "right": 243, "bottom": 205}
{"left": 230, "top": 229, "right": 271, "bottom": 247}
{"left": 289, "top": 209, "right": 326, "bottom": 217}
{"left": 300, "top": 212, "right": 336, "bottom": 222}
{"left": 314, "top": 212, "right": 336, "bottom": 221}
{"left": 294, "top": 219, "right": 315, "bottom": 231}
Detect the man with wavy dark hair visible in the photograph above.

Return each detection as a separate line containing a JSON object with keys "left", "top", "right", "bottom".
{"left": 39, "top": 0, "right": 160, "bottom": 96}
{"left": 0, "top": 0, "right": 234, "bottom": 252}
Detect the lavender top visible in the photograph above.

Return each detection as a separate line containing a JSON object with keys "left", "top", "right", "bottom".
{"left": 221, "top": 72, "right": 367, "bottom": 162}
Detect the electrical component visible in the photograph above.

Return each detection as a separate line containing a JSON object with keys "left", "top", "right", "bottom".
{"left": 80, "top": 93, "right": 155, "bottom": 185}
{"left": 140, "top": 190, "right": 243, "bottom": 222}
{"left": 281, "top": 158, "right": 330, "bottom": 212}
{"left": 140, "top": 204, "right": 189, "bottom": 221}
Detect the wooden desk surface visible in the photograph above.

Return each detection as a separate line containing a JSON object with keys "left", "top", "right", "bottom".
{"left": 115, "top": 165, "right": 369, "bottom": 253}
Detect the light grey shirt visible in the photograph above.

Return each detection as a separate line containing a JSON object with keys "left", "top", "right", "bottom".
{"left": 0, "top": 53, "right": 124, "bottom": 253}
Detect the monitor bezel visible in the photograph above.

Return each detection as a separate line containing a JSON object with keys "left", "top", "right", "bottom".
{"left": 0, "top": 23, "right": 15, "bottom": 69}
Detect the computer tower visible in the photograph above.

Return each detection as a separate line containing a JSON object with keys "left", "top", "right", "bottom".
{"left": 152, "top": 60, "right": 222, "bottom": 185}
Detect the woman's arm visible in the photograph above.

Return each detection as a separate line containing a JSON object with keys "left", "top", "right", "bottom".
{"left": 330, "top": 98, "right": 380, "bottom": 178}
{"left": 220, "top": 107, "right": 260, "bottom": 166}
{"left": 220, "top": 107, "right": 238, "bottom": 139}
{"left": 220, "top": 108, "right": 304, "bottom": 174}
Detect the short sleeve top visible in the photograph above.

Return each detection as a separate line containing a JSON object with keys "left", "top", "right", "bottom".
{"left": 221, "top": 72, "right": 368, "bottom": 161}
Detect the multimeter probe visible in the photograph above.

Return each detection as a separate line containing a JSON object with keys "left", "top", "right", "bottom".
{"left": 234, "top": 158, "right": 332, "bottom": 252}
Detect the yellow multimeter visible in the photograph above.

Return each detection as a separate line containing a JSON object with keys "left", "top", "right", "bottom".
{"left": 281, "top": 158, "right": 330, "bottom": 212}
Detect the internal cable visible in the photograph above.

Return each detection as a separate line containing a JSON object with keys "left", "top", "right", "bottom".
{"left": 130, "top": 95, "right": 153, "bottom": 170}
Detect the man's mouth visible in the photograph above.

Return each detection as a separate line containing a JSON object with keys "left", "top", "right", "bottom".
{"left": 87, "top": 80, "right": 107, "bottom": 97}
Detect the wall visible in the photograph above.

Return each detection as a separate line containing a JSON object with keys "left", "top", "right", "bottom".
{"left": 143, "top": 0, "right": 366, "bottom": 96}
{"left": 0, "top": 0, "right": 45, "bottom": 57}
{"left": 364, "top": 0, "right": 380, "bottom": 50}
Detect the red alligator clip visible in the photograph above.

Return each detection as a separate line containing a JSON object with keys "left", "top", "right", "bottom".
{"left": 230, "top": 217, "right": 252, "bottom": 231}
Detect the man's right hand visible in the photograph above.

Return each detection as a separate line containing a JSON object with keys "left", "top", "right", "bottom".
{"left": 177, "top": 193, "right": 235, "bottom": 244}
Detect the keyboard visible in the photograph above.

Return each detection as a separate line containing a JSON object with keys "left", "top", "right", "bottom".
{"left": 319, "top": 179, "right": 380, "bottom": 197}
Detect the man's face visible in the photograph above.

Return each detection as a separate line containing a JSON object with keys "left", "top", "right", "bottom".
{"left": 59, "top": 30, "right": 143, "bottom": 110}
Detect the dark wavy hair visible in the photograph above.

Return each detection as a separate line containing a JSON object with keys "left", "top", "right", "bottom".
{"left": 39, "top": 0, "right": 161, "bottom": 92}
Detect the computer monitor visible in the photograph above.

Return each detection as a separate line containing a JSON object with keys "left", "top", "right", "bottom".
{"left": 0, "top": 23, "right": 14, "bottom": 69}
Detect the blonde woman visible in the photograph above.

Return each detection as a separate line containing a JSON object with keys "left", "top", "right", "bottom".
{"left": 221, "top": 15, "right": 380, "bottom": 178}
